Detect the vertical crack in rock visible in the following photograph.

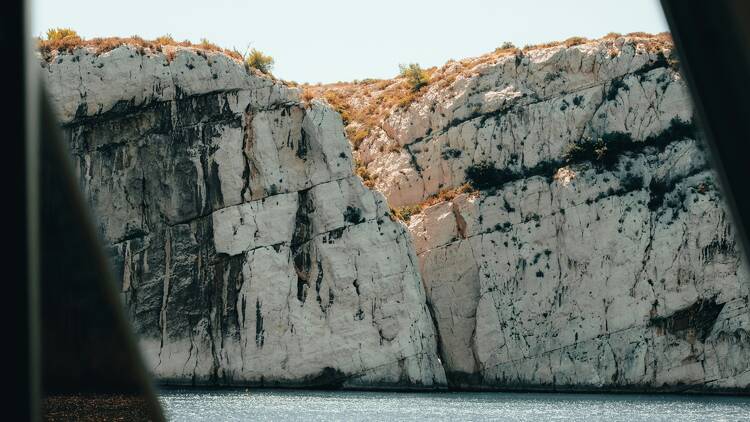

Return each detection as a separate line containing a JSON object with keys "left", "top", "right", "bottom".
{"left": 208, "top": 160, "right": 224, "bottom": 210}
{"left": 139, "top": 170, "right": 150, "bottom": 234}
{"left": 631, "top": 213, "right": 656, "bottom": 297}
{"left": 297, "top": 127, "right": 309, "bottom": 159}
{"left": 241, "top": 107, "right": 255, "bottom": 201}
{"left": 314, "top": 259, "right": 326, "bottom": 312}
{"left": 202, "top": 124, "right": 225, "bottom": 212}
{"left": 451, "top": 202, "right": 468, "bottom": 239}
{"left": 255, "top": 299, "right": 265, "bottom": 347}
{"left": 157, "top": 227, "right": 172, "bottom": 369}
{"left": 291, "top": 188, "right": 314, "bottom": 303}
{"left": 423, "top": 298, "right": 445, "bottom": 365}
{"left": 199, "top": 217, "right": 221, "bottom": 383}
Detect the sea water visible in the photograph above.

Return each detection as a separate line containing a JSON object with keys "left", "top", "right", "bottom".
{"left": 159, "top": 389, "right": 750, "bottom": 421}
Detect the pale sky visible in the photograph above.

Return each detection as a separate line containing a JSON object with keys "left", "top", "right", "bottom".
{"left": 32, "top": 0, "right": 668, "bottom": 83}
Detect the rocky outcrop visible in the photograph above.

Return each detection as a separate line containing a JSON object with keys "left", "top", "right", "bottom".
{"left": 43, "top": 34, "right": 750, "bottom": 393}
{"left": 350, "top": 36, "right": 750, "bottom": 392}
{"left": 42, "top": 45, "right": 446, "bottom": 388}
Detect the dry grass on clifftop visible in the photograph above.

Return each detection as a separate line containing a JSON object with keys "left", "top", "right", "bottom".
{"left": 313, "top": 32, "right": 674, "bottom": 212}
{"left": 305, "top": 32, "right": 674, "bottom": 157}
{"left": 39, "top": 30, "right": 242, "bottom": 61}
{"left": 36, "top": 28, "right": 282, "bottom": 74}
{"left": 37, "top": 29, "right": 289, "bottom": 84}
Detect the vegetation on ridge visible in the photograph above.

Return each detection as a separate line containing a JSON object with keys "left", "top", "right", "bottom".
{"left": 46, "top": 28, "right": 78, "bottom": 41}
{"left": 36, "top": 28, "right": 279, "bottom": 79}
{"left": 399, "top": 63, "right": 430, "bottom": 92}
{"left": 306, "top": 32, "right": 673, "bottom": 165}
{"left": 246, "top": 48, "right": 275, "bottom": 74}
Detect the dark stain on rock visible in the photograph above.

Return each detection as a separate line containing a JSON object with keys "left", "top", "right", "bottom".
{"left": 74, "top": 102, "right": 88, "bottom": 119}
{"left": 701, "top": 237, "right": 734, "bottom": 263}
{"left": 174, "top": 90, "right": 238, "bottom": 127}
{"left": 297, "top": 127, "right": 309, "bottom": 159}
{"left": 344, "top": 206, "right": 364, "bottom": 224}
{"left": 109, "top": 99, "right": 137, "bottom": 116}
{"left": 209, "top": 160, "right": 224, "bottom": 209}
{"left": 650, "top": 297, "right": 725, "bottom": 342}
{"left": 291, "top": 189, "right": 314, "bottom": 303}
{"left": 302, "top": 367, "right": 346, "bottom": 389}
{"left": 314, "top": 259, "right": 325, "bottom": 310}
{"left": 445, "top": 370, "right": 484, "bottom": 390}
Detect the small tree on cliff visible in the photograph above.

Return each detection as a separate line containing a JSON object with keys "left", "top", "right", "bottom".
{"left": 399, "top": 63, "right": 430, "bottom": 91}
{"left": 46, "top": 28, "right": 79, "bottom": 41}
{"left": 246, "top": 49, "right": 274, "bottom": 74}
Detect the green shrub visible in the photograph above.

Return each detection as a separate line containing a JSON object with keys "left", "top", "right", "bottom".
{"left": 565, "top": 138, "right": 607, "bottom": 163}
{"left": 246, "top": 48, "right": 274, "bottom": 74}
{"left": 565, "top": 132, "right": 634, "bottom": 169}
{"left": 399, "top": 63, "right": 430, "bottom": 91}
{"left": 465, "top": 158, "right": 562, "bottom": 192}
{"left": 46, "top": 28, "right": 78, "bottom": 41}
{"left": 343, "top": 206, "right": 364, "bottom": 224}
{"left": 466, "top": 162, "right": 516, "bottom": 190}
{"left": 563, "top": 118, "right": 695, "bottom": 171}
{"left": 392, "top": 205, "right": 422, "bottom": 223}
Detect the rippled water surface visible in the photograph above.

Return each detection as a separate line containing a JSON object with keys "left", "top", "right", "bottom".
{"left": 159, "top": 389, "right": 750, "bottom": 421}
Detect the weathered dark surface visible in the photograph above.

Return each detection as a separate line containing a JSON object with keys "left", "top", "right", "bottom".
{"left": 650, "top": 297, "right": 726, "bottom": 342}
{"left": 45, "top": 45, "right": 446, "bottom": 388}
{"left": 41, "top": 93, "right": 163, "bottom": 419}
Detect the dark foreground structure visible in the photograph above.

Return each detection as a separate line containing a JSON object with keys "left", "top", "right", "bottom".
{"left": 6, "top": 0, "right": 750, "bottom": 420}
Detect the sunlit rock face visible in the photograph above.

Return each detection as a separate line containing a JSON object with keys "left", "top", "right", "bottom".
{"left": 361, "top": 37, "right": 750, "bottom": 391}
{"left": 43, "top": 45, "right": 446, "bottom": 388}
{"left": 43, "top": 35, "right": 750, "bottom": 394}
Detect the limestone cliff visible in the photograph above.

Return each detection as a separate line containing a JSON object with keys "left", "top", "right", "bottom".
{"left": 42, "top": 33, "right": 750, "bottom": 393}
{"left": 332, "top": 34, "right": 750, "bottom": 391}
{"left": 42, "top": 45, "right": 445, "bottom": 388}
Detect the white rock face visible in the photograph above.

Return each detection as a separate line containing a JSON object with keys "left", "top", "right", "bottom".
{"left": 44, "top": 36, "right": 750, "bottom": 393}
{"left": 361, "top": 37, "right": 749, "bottom": 391}
{"left": 44, "top": 45, "right": 445, "bottom": 388}
{"left": 363, "top": 40, "right": 691, "bottom": 208}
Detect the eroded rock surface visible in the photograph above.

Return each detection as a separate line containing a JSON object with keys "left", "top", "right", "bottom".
{"left": 44, "top": 34, "right": 750, "bottom": 393}
{"left": 44, "top": 45, "right": 446, "bottom": 388}
{"left": 354, "top": 36, "right": 750, "bottom": 391}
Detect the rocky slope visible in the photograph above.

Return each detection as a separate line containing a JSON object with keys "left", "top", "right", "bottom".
{"left": 322, "top": 34, "right": 750, "bottom": 391}
{"left": 42, "top": 44, "right": 445, "bottom": 388}
{"left": 43, "top": 33, "right": 750, "bottom": 393}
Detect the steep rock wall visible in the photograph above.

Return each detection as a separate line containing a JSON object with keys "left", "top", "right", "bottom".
{"left": 352, "top": 37, "right": 750, "bottom": 391}
{"left": 43, "top": 45, "right": 446, "bottom": 388}
{"left": 43, "top": 34, "right": 750, "bottom": 394}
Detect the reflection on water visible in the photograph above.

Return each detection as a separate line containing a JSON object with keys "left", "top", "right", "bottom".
{"left": 159, "top": 389, "right": 750, "bottom": 421}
